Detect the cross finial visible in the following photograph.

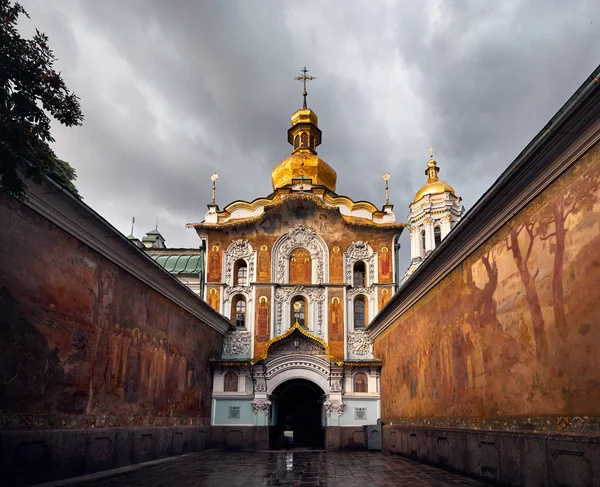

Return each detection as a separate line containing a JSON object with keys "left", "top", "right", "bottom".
{"left": 429, "top": 145, "right": 435, "bottom": 159}
{"left": 211, "top": 173, "right": 219, "bottom": 205}
{"left": 295, "top": 66, "right": 315, "bottom": 109}
{"left": 155, "top": 216, "right": 159, "bottom": 230}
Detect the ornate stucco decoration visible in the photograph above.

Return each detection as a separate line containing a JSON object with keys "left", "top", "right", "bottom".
{"left": 252, "top": 322, "right": 342, "bottom": 365}
{"left": 344, "top": 241, "right": 377, "bottom": 285}
{"left": 274, "top": 285, "right": 326, "bottom": 335}
{"left": 224, "top": 239, "right": 256, "bottom": 285}
{"left": 330, "top": 378, "right": 343, "bottom": 392}
{"left": 348, "top": 330, "right": 373, "bottom": 358}
{"left": 251, "top": 399, "right": 272, "bottom": 414}
{"left": 347, "top": 285, "right": 376, "bottom": 300}
{"left": 222, "top": 330, "right": 252, "bottom": 359}
{"left": 324, "top": 400, "right": 345, "bottom": 416}
{"left": 254, "top": 379, "right": 267, "bottom": 392}
{"left": 271, "top": 224, "right": 329, "bottom": 284}
{"left": 223, "top": 285, "right": 252, "bottom": 301}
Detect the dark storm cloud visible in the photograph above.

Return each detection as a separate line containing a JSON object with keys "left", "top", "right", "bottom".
{"left": 19, "top": 0, "right": 600, "bottom": 269}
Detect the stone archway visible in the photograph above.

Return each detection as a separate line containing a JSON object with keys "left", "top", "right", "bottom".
{"left": 271, "top": 378, "right": 324, "bottom": 449}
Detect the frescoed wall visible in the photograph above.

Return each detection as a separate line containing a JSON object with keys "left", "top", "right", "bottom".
{"left": 0, "top": 197, "right": 223, "bottom": 424}
{"left": 374, "top": 141, "right": 600, "bottom": 423}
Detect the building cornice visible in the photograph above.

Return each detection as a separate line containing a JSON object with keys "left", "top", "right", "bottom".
{"left": 370, "top": 68, "right": 600, "bottom": 339}
{"left": 21, "top": 179, "right": 232, "bottom": 335}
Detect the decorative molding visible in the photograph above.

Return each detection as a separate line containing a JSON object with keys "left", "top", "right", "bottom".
{"left": 348, "top": 330, "right": 373, "bottom": 357}
{"left": 274, "top": 285, "right": 325, "bottom": 335}
{"left": 371, "top": 120, "right": 600, "bottom": 339}
{"left": 251, "top": 399, "right": 272, "bottom": 414}
{"left": 324, "top": 401, "right": 345, "bottom": 416}
{"left": 347, "top": 285, "right": 376, "bottom": 300}
{"left": 272, "top": 224, "right": 329, "bottom": 284}
{"left": 222, "top": 285, "right": 252, "bottom": 301}
{"left": 330, "top": 378, "right": 342, "bottom": 392}
{"left": 224, "top": 239, "right": 255, "bottom": 285}
{"left": 385, "top": 415, "right": 600, "bottom": 436}
{"left": 345, "top": 241, "right": 377, "bottom": 285}
{"left": 254, "top": 379, "right": 267, "bottom": 392}
{"left": 21, "top": 180, "right": 231, "bottom": 335}
{"left": 222, "top": 331, "right": 252, "bottom": 357}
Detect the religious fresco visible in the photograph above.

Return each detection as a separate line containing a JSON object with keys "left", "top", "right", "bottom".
{"left": 289, "top": 248, "right": 311, "bottom": 284}
{"left": 330, "top": 245, "right": 343, "bottom": 283}
{"left": 378, "top": 287, "right": 392, "bottom": 311}
{"left": 207, "top": 244, "right": 222, "bottom": 282}
{"left": 328, "top": 288, "right": 345, "bottom": 358}
{"left": 208, "top": 287, "right": 220, "bottom": 312}
{"left": 379, "top": 246, "right": 392, "bottom": 283}
{"left": 256, "top": 292, "right": 270, "bottom": 342}
{"left": 258, "top": 244, "right": 270, "bottom": 281}
{"left": 375, "top": 141, "right": 600, "bottom": 421}
{"left": 0, "top": 198, "right": 223, "bottom": 425}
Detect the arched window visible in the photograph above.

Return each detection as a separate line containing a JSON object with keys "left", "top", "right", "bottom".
{"left": 309, "top": 135, "right": 315, "bottom": 149}
{"left": 421, "top": 229, "right": 426, "bottom": 255}
{"left": 294, "top": 134, "right": 299, "bottom": 149}
{"left": 289, "top": 248, "right": 311, "bottom": 284}
{"left": 223, "top": 371, "right": 238, "bottom": 392}
{"left": 353, "top": 261, "right": 366, "bottom": 287}
{"left": 434, "top": 226, "right": 441, "bottom": 248}
{"left": 291, "top": 296, "right": 307, "bottom": 328}
{"left": 354, "top": 296, "right": 367, "bottom": 329}
{"left": 301, "top": 132, "right": 308, "bottom": 147}
{"left": 354, "top": 373, "right": 368, "bottom": 393}
{"left": 231, "top": 295, "right": 247, "bottom": 328}
{"left": 234, "top": 259, "right": 247, "bottom": 285}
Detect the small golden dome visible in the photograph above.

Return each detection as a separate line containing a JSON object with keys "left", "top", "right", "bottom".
{"left": 414, "top": 180, "right": 456, "bottom": 202}
{"left": 272, "top": 151, "right": 337, "bottom": 191}
{"left": 413, "top": 156, "right": 455, "bottom": 203}
{"left": 272, "top": 104, "right": 337, "bottom": 191}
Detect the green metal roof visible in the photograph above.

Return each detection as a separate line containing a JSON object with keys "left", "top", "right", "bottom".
{"left": 150, "top": 254, "right": 203, "bottom": 274}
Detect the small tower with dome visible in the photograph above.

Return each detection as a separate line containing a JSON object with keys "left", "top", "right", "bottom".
{"left": 403, "top": 148, "right": 464, "bottom": 282}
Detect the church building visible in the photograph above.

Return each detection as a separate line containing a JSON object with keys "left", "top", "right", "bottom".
{"left": 184, "top": 75, "right": 460, "bottom": 447}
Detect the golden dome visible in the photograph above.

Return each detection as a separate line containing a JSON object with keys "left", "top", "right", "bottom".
{"left": 272, "top": 106, "right": 337, "bottom": 192}
{"left": 413, "top": 156, "right": 455, "bottom": 203}
{"left": 272, "top": 151, "right": 337, "bottom": 191}
{"left": 414, "top": 180, "right": 456, "bottom": 202}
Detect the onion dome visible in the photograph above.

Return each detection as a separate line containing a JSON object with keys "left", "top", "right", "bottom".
{"left": 413, "top": 155, "right": 455, "bottom": 203}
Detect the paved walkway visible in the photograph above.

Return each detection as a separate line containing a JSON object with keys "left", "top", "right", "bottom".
{"left": 67, "top": 450, "right": 489, "bottom": 487}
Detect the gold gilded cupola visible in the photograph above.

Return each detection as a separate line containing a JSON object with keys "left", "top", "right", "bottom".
{"left": 271, "top": 67, "right": 337, "bottom": 192}
{"left": 413, "top": 147, "right": 456, "bottom": 202}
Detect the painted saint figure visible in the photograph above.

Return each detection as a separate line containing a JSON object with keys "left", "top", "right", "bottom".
{"left": 258, "top": 296, "right": 269, "bottom": 340}
{"left": 380, "top": 246, "right": 391, "bottom": 281}
{"left": 330, "top": 245, "right": 343, "bottom": 283}
{"left": 259, "top": 245, "right": 270, "bottom": 280}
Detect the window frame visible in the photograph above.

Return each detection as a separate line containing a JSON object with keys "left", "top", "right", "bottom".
{"left": 290, "top": 295, "right": 308, "bottom": 329}
{"left": 231, "top": 295, "right": 247, "bottom": 328}
{"left": 353, "top": 261, "right": 366, "bottom": 287}
{"left": 353, "top": 296, "right": 367, "bottom": 329}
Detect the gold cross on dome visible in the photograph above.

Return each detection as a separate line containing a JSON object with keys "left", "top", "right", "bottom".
{"left": 429, "top": 145, "right": 435, "bottom": 159}
{"left": 295, "top": 66, "right": 315, "bottom": 108}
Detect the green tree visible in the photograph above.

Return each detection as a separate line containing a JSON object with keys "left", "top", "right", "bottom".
{"left": 0, "top": 0, "right": 83, "bottom": 199}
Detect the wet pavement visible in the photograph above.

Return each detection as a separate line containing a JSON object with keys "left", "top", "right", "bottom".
{"left": 63, "top": 450, "right": 489, "bottom": 487}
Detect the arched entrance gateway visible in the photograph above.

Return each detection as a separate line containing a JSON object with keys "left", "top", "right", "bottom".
{"left": 271, "top": 379, "right": 324, "bottom": 448}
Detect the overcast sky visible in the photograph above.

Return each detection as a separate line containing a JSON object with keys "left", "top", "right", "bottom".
{"left": 19, "top": 0, "right": 599, "bottom": 272}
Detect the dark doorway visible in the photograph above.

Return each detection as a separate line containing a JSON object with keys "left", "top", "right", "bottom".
{"left": 271, "top": 379, "right": 324, "bottom": 449}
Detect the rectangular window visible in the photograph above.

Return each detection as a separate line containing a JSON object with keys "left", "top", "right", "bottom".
{"left": 354, "top": 407, "right": 367, "bottom": 420}
{"left": 228, "top": 406, "right": 241, "bottom": 419}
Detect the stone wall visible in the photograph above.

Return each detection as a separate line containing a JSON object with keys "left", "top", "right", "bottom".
{"left": 0, "top": 191, "right": 226, "bottom": 485}
{"left": 372, "top": 132, "right": 600, "bottom": 483}
{"left": 375, "top": 140, "right": 600, "bottom": 426}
